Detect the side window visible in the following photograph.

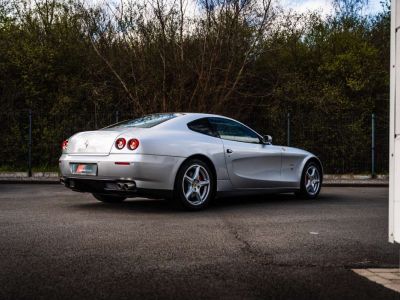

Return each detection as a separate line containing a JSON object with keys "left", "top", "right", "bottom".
{"left": 187, "top": 118, "right": 218, "bottom": 137}
{"left": 209, "top": 117, "right": 261, "bottom": 144}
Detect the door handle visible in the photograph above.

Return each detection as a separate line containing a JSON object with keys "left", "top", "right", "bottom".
{"left": 226, "top": 149, "right": 233, "bottom": 154}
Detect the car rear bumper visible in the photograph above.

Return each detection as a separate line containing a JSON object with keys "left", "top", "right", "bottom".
{"left": 60, "top": 176, "right": 172, "bottom": 198}
{"left": 59, "top": 153, "right": 185, "bottom": 191}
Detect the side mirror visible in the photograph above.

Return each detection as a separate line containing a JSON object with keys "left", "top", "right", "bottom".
{"left": 263, "top": 135, "right": 272, "bottom": 144}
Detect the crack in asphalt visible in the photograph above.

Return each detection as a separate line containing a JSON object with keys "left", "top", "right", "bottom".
{"left": 219, "top": 215, "right": 398, "bottom": 270}
{"left": 219, "top": 215, "right": 268, "bottom": 260}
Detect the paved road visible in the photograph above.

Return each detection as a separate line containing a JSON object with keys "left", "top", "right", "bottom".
{"left": 0, "top": 185, "right": 398, "bottom": 300}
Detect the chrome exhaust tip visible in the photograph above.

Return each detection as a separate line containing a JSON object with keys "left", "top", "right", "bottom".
{"left": 116, "top": 182, "right": 136, "bottom": 191}
{"left": 124, "top": 183, "right": 136, "bottom": 190}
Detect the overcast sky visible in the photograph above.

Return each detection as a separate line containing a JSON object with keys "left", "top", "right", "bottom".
{"left": 91, "top": 0, "right": 387, "bottom": 18}
{"left": 280, "top": 0, "right": 385, "bottom": 15}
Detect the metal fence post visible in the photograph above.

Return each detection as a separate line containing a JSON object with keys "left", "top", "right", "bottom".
{"left": 287, "top": 113, "right": 290, "bottom": 146}
{"left": 371, "top": 113, "right": 376, "bottom": 178}
{"left": 28, "top": 109, "right": 32, "bottom": 177}
{"left": 116, "top": 111, "right": 119, "bottom": 123}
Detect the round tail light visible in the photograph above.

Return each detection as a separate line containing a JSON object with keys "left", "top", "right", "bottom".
{"left": 115, "top": 138, "right": 126, "bottom": 149}
{"left": 127, "top": 139, "right": 139, "bottom": 150}
{"left": 62, "top": 140, "right": 68, "bottom": 151}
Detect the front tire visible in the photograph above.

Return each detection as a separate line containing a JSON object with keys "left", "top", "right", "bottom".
{"left": 174, "top": 159, "right": 215, "bottom": 210}
{"left": 297, "top": 161, "right": 322, "bottom": 199}
{"left": 92, "top": 194, "right": 126, "bottom": 203}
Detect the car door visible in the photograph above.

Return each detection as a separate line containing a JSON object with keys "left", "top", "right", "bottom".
{"left": 208, "top": 117, "right": 282, "bottom": 189}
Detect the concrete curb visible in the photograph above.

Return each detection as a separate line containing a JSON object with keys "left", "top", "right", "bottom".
{"left": 323, "top": 174, "right": 389, "bottom": 187}
{"left": 323, "top": 182, "right": 388, "bottom": 187}
{"left": 0, "top": 172, "right": 60, "bottom": 184}
{"left": 0, "top": 172, "right": 389, "bottom": 186}
{"left": 0, "top": 179, "right": 60, "bottom": 184}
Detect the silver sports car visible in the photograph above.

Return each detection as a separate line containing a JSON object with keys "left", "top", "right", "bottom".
{"left": 59, "top": 113, "right": 322, "bottom": 210}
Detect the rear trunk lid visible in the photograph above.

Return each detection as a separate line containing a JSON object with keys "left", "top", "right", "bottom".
{"left": 67, "top": 129, "right": 128, "bottom": 155}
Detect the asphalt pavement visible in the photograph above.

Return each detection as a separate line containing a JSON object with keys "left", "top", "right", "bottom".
{"left": 0, "top": 184, "right": 399, "bottom": 300}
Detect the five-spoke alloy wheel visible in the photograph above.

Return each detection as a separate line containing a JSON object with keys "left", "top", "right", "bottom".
{"left": 175, "top": 159, "right": 215, "bottom": 210}
{"left": 297, "top": 161, "right": 322, "bottom": 199}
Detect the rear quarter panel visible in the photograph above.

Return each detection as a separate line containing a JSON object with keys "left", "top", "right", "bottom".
{"left": 113, "top": 128, "right": 229, "bottom": 181}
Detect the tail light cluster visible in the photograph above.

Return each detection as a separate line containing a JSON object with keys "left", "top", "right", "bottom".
{"left": 127, "top": 138, "right": 140, "bottom": 150}
{"left": 115, "top": 138, "right": 139, "bottom": 150}
{"left": 62, "top": 140, "right": 68, "bottom": 151}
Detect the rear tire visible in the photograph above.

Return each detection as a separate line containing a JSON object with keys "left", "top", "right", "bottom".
{"left": 296, "top": 161, "right": 322, "bottom": 199}
{"left": 92, "top": 194, "right": 126, "bottom": 203}
{"left": 174, "top": 159, "right": 215, "bottom": 210}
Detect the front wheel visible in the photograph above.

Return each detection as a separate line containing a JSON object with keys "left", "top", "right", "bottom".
{"left": 174, "top": 159, "right": 215, "bottom": 210}
{"left": 92, "top": 194, "right": 126, "bottom": 203}
{"left": 297, "top": 161, "right": 322, "bottom": 199}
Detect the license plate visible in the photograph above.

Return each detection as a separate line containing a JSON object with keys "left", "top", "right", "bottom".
{"left": 70, "top": 163, "right": 97, "bottom": 176}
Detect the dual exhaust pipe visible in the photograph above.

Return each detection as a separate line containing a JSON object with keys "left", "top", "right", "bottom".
{"left": 60, "top": 177, "right": 136, "bottom": 192}
{"left": 117, "top": 182, "right": 136, "bottom": 191}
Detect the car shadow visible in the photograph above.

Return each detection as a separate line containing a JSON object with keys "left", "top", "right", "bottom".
{"left": 212, "top": 191, "right": 334, "bottom": 209}
{"left": 71, "top": 198, "right": 177, "bottom": 214}
{"left": 69, "top": 191, "right": 334, "bottom": 215}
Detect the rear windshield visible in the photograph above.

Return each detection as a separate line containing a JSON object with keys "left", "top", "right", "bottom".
{"left": 108, "top": 113, "right": 180, "bottom": 129}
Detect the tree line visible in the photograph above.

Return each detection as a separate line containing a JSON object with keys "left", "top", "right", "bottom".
{"left": 0, "top": 0, "right": 390, "bottom": 173}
